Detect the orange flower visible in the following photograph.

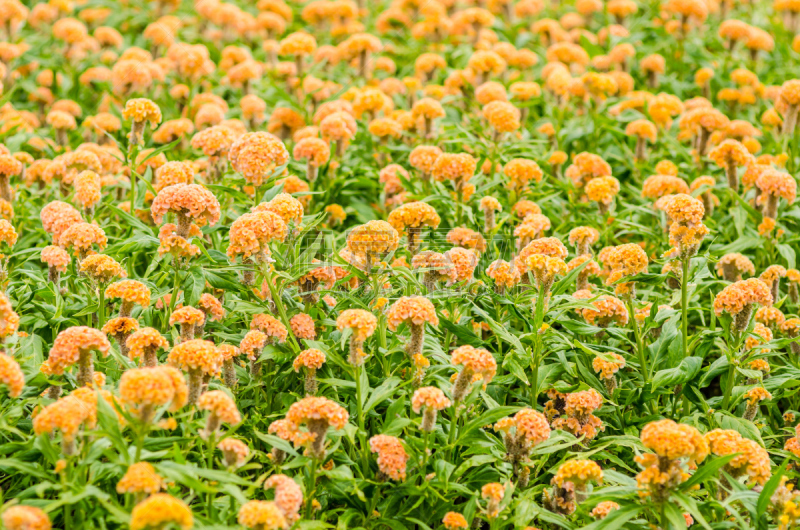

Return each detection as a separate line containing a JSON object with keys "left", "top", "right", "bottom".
{"left": 369, "top": 434, "right": 408, "bottom": 481}
{"left": 130, "top": 494, "right": 193, "bottom": 530}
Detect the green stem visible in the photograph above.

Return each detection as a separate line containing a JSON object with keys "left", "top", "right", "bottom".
{"left": 354, "top": 365, "right": 369, "bottom": 476}
{"left": 627, "top": 300, "right": 647, "bottom": 380}
{"left": 721, "top": 362, "right": 736, "bottom": 410}
{"left": 264, "top": 266, "right": 301, "bottom": 353}
{"left": 304, "top": 458, "right": 319, "bottom": 518}
{"left": 420, "top": 430, "right": 430, "bottom": 476}
{"left": 681, "top": 257, "right": 690, "bottom": 358}
{"left": 98, "top": 285, "right": 105, "bottom": 331}
{"left": 446, "top": 406, "right": 460, "bottom": 461}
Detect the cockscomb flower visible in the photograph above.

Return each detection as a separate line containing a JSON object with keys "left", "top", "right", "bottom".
{"left": 285, "top": 396, "right": 349, "bottom": 458}
{"left": 625, "top": 119, "right": 658, "bottom": 160}
{"left": 130, "top": 494, "right": 193, "bottom": 530}
{"left": 642, "top": 174, "right": 690, "bottom": 200}
{"left": 412, "top": 251, "right": 457, "bottom": 292}
{"left": 604, "top": 243, "right": 648, "bottom": 297}
{"left": 197, "top": 390, "right": 241, "bottom": 439}
{"left": 0, "top": 292, "right": 19, "bottom": 341}
{"left": 193, "top": 293, "right": 224, "bottom": 339}
{"left": 443, "top": 246, "right": 479, "bottom": 283}
{"left": 760, "top": 264, "right": 787, "bottom": 302}
{"left": 442, "top": 512, "right": 468, "bottom": 530}
{"left": 780, "top": 79, "right": 800, "bottom": 136}
{"left": 227, "top": 211, "right": 287, "bottom": 284}
{"left": 293, "top": 348, "right": 325, "bottom": 395}
{"left": 151, "top": 184, "right": 221, "bottom": 241}
{"left": 191, "top": 125, "right": 237, "bottom": 181}
{"left": 565, "top": 152, "right": 612, "bottom": 189}
{"left": 431, "top": 153, "right": 477, "bottom": 196}
{"left": 568, "top": 227, "right": 600, "bottom": 256}
{"left": 708, "top": 139, "right": 752, "bottom": 191}
{"left": 447, "top": 227, "right": 486, "bottom": 254}
{"left": 486, "top": 259, "right": 522, "bottom": 294}
{"left": 119, "top": 366, "right": 188, "bottom": 423}
{"left": 451, "top": 345, "right": 496, "bottom": 403}
{"left": 576, "top": 291, "right": 628, "bottom": 328}
{"left": 240, "top": 329, "right": 268, "bottom": 376}
{"left": 479, "top": 196, "right": 501, "bottom": 233}
{"left": 336, "top": 309, "right": 378, "bottom": 366}
{"left": 412, "top": 386, "right": 451, "bottom": 432}
{"left": 585, "top": 176, "right": 620, "bottom": 214}
{"left": 251, "top": 313, "right": 289, "bottom": 344}
{"left": 74, "top": 170, "right": 100, "bottom": 216}
{"left": 153, "top": 161, "right": 194, "bottom": 193}
{"left": 514, "top": 213, "right": 551, "bottom": 249}
{"left": 346, "top": 220, "right": 399, "bottom": 272}
{"left": 592, "top": 353, "right": 626, "bottom": 393}
{"left": 227, "top": 132, "right": 289, "bottom": 187}
{"left": 41, "top": 245, "right": 70, "bottom": 286}
{"left": 369, "top": 434, "right": 408, "bottom": 482}
{"left": 552, "top": 389, "right": 605, "bottom": 442}
{"left": 0, "top": 353, "right": 24, "bottom": 398}
{"left": 59, "top": 221, "right": 107, "bottom": 259}
{"left": 756, "top": 168, "right": 796, "bottom": 223}
{"left": 122, "top": 98, "right": 162, "bottom": 148}
{"left": 387, "top": 296, "right": 438, "bottom": 357}
{"left": 713, "top": 278, "right": 773, "bottom": 332}
{"left": 264, "top": 474, "right": 303, "bottom": 524}
{"left": 480, "top": 482, "right": 505, "bottom": 519}
{"left": 167, "top": 339, "right": 222, "bottom": 405}
{"left": 1, "top": 506, "right": 51, "bottom": 530}
{"left": 170, "top": 306, "right": 206, "bottom": 343}
{"left": 483, "top": 101, "right": 521, "bottom": 137}
{"left": 46, "top": 326, "right": 110, "bottom": 387}
{"left": 635, "top": 419, "right": 707, "bottom": 501}
{"left": 105, "top": 280, "right": 150, "bottom": 317}
{"left": 494, "top": 408, "right": 550, "bottom": 485}
{"left": 237, "top": 500, "right": 287, "bottom": 530}
{"left": 745, "top": 322, "right": 773, "bottom": 353}
{"left": 32, "top": 394, "right": 94, "bottom": 455}
{"left": 387, "top": 202, "right": 440, "bottom": 255}
{"left": 293, "top": 137, "right": 330, "bottom": 182}
{"left": 705, "top": 429, "right": 770, "bottom": 488}
{"left": 215, "top": 344, "right": 240, "bottom": 388}
{"left": 102, "top": 317, "right": 139, "bottom": 357}
{"left": 662, "top": 194, "right": 709, "bottom": 259}
{"left": 743, "top": 387, "right": 771, "bottom": 421}
{"left": 409, "top": 145, "right": 443, "bottom": 180}
{"left": 320, "top": 112, "right": 357, "bottom": 155}
{"left": 411, "top": 98, "right": 445, "bottom": 138}
{"left": 218, "top": 438, "right": 249, "bottom": 469}
{"left": 254, "top": 193, "right": 304, "bottom": 231}
{"left": 716, "top": 253, "right": 755, "bottom": 282}
{"left": 545, "top": 459, "right": 602, "bottom": 515}
{"left": 126, "top": 327, "right": 169, "bottom": 367}
{"left": 117, "top": 462, "right": 164, "bottom": 502}
{"left": 755, "top": 306, "right": 785, "bottom": 331}
{"left": 591, "top": 501, "right": 620, "bottom": 520}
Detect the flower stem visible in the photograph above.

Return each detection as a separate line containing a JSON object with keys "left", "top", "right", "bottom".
{"left": 681, "top": 257, "right": 690, "bottom": 358}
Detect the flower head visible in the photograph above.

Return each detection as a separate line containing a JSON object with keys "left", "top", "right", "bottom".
{"left": 387, "top": 296, "right": 439, "bottom": 331}
{"left": 336, "top": 309, "right": 378, "bottom": 342}
{"left": 117, "top": 462, "right": 163, "bottom": 495}
{"left": 228, "top": 132, "right": 289, "bottom": 186}
{"left": 1, "top": 506, "right": 51, "bottom": 530}
{"left": 369, "top": 434, "right": 408, "bottom": 481}
{"left": 130, "top": 494, "right": 193, "bottom": 530}
{"left": 167, "top": 339, "right": 222, "bottom": 376}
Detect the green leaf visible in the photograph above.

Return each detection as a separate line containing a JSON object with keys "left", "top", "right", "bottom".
{"left": 651, "top": 357, "right": 702, "bottom": 389}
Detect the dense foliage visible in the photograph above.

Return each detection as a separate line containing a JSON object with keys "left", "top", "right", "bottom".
{"left": 0, "top": 0, "right": 800, "bottom": 529}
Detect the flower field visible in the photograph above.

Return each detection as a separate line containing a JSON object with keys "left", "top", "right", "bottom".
{"left": 2, "top": 0, "right": 800, "bottom": 528}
